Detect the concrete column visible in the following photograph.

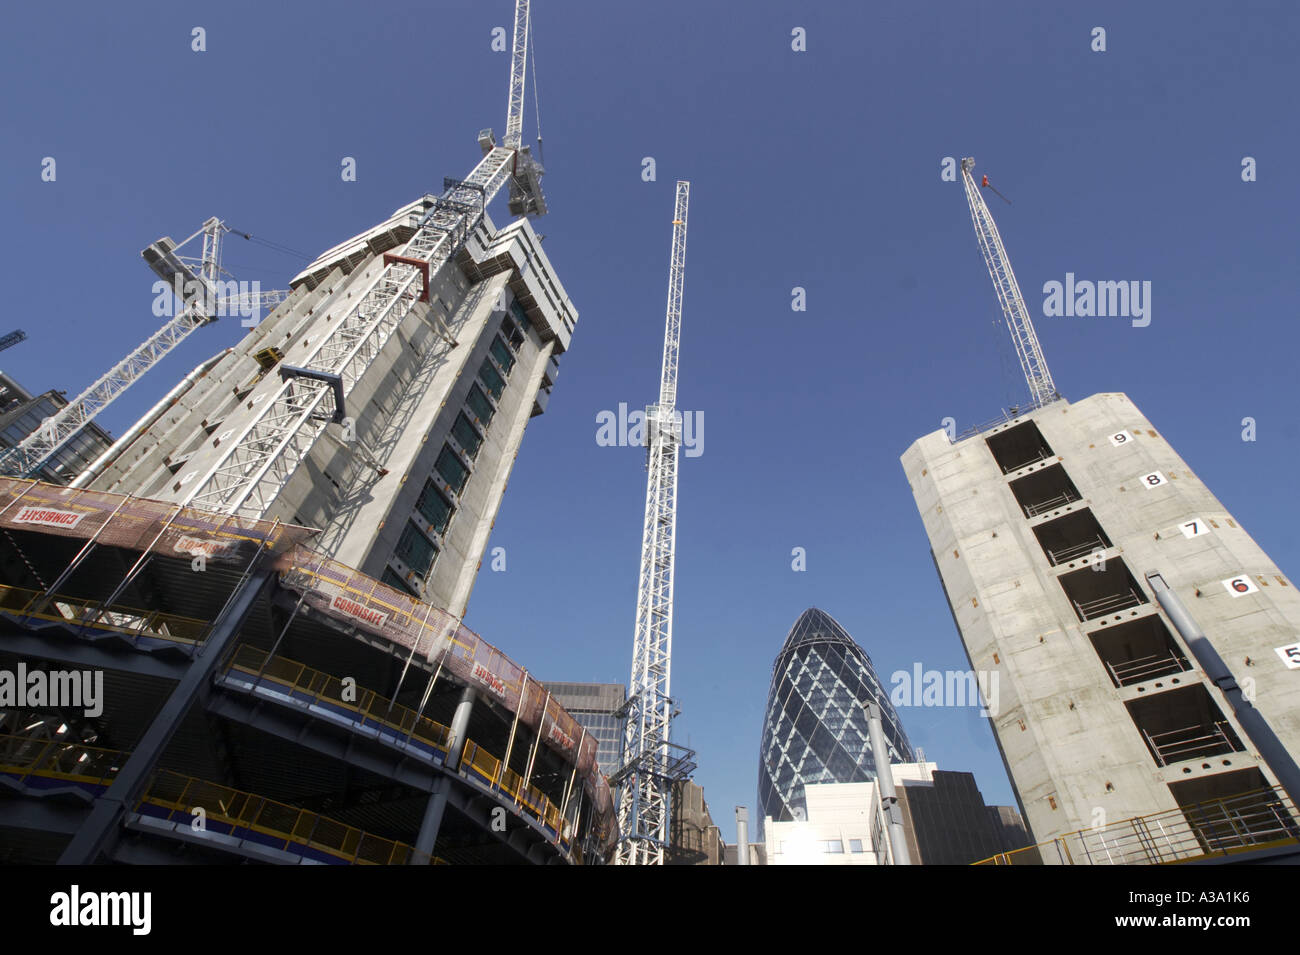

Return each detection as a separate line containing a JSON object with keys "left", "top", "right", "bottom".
{"left": 734, "top": 806, "right": 749, "bottom": 866}
{"left": 412, "top": 684, "right": 476, "bottom": 862}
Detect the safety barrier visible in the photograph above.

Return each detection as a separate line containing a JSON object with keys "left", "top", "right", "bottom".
{"left": 0, "top": 583, "right": 209, "bottom": 646}
{"left": 0, "top": 732, "right": 433, "bottom": 865}
{"left": 225, "top": 644, "right": 452, "bottom": 758}
{"left": 226, "top": 647, "right": 574, "bottom": 849}
{"left": 974, "top": 785, "right": 1300, "bottom": 865}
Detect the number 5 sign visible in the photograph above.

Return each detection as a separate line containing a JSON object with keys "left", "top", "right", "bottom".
{"left": 1223, "top": 575, "right": 1259, "bottom": 597}
{"left": 1276, "top": 643, "right": 1300, "bottom": 670}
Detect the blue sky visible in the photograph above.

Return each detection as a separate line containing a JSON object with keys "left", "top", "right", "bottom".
{"left": 2, "top": 0, "right": 1298, "bottom": 844}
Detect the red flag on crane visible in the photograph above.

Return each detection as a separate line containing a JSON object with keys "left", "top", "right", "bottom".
{"left": 981, "top": 173, "right": 1012, "bottom": 205}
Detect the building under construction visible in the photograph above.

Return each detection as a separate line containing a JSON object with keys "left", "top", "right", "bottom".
{"left": 0, "top": 0, "right": 617, "bottom": 865}
{"left": 900, "top": 159, "right": 1300, "bottom": 864}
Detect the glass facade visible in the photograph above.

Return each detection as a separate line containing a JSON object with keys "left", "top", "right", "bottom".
{"left": 543, "top": 682, "right": 626, "bottom": 778}
{"left": 758, "top": 607, "right": 914, "bottom": 824}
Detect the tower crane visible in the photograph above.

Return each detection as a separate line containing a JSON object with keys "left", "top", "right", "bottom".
{"left": 613, "top": 181, "right": 697, "bottom": 866}
{"left": 174, "top": 0, "right": 546, "bottom": 517}
{"left": 960, "top": 158, "right": 1058, "bottom": 410}
{"left": 0, "top": 218, "right": 289, "bottom": 479}
{"left": 0, "top": 330, "right": 27, "bottom": 355}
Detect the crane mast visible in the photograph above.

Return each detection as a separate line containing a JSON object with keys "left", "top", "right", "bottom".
{"left": 175, "top": 0, "right": 544, "bottom": 516}
{"left": 0, "top": 218, "right": 227, "bottom": 479}
{"left": 615, "top": 181, "right": 695, "bottom": 866}
{"left": 960, "top": 158, "right": 1058, "bottom": 409}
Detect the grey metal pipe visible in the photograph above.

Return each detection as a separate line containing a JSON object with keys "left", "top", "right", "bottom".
{"left": 866, "top": 702, "right": 912, "bottom": 865}
{"left": 1146, "top": 570, "right": 1300, "bottom": 809}
{"left": 734, "top": 806, "right": 749, "bottom": 866}
{"left": 412, "top": 684, "right": 477, "bottom": 863}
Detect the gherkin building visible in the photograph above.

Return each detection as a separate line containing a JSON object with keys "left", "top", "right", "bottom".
{"left": 758, "top": 608, "right": 914, "bottom": 823}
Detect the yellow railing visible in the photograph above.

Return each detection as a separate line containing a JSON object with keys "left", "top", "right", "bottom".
{"left": 974, "top": 785, "right": 1299, "bottom": 865}
{"left": 225, "top": 645, "right": 452, "bottom": 756}
{"left": 0, "top": 732, "right": 430, "bottom": 865}
{"left": 227, "top": 647, "right": 573, "bottom": 844}
{"left": 0, "top": 583, "right": 209, "bottom": 646}
{"left": 143, "top": 770, "right": 428, "bottom": 865}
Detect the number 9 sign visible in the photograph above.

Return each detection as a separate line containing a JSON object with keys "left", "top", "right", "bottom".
{"left": 1223, "top": 576, "right": 1259, "bottom": 597}
{"left": 1109, "top": 430, "right": 1133, "bottom": 447}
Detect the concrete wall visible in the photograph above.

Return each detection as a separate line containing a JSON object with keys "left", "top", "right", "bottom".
{"left": 901, "top": 392, "right": 1300, "bottom": 850}
{"left": 88, "top": 202, "right": 579, "bottom": 621}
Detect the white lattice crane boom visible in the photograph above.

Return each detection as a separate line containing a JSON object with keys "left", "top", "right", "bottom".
{"left": 0, "top": 218, "right": 229, "bottom": 479}
{"left": 174, "top": 0, "right": 545, "bottom": 516}
{"left": 615, "top": 180, "right": 696, "bottom": 866}
{"left": 960, "top": 157, "right": 1058, "bottom": 408}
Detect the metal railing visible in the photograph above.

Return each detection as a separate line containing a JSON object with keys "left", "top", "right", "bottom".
{"left": 1045, "top": 535, "right": 1108, "bottom": 566}
{"left": 224, "top": 645, "right": 452, "bottom": 756}
{"left": 1142, "top": 721, "right": 1243, "bottom": 767}
{"left": 224, "top": 646, "right": 574, "bottom": 848}
{"left": 1022, "top": 489, "right": 1081, "bottom": 518}
{"left": 0, "top": 732, "right": 432, "bottom": 864}
{"left": 1073, "top": 588, "right": 1144, "bottom": 621}
{"left": 1106, "top": 651, "right": 1191, "bottom": 687}
{"left": 999, "top": 448, "right": 1054, "bottom": 475}
{"left": 974, "top": 785, "right": 1300, "bottom": 865}
{"left": 0, "top": 583, "right": 209, "bottom": 646}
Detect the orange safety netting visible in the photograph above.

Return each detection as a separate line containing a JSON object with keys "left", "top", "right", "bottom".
{"left": 275, "top": 544, "right": 614, "bottom": 845}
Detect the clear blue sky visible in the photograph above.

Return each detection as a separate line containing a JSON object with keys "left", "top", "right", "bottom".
{"left": 2, "top": 1, "right": 1297, "bottom": 844}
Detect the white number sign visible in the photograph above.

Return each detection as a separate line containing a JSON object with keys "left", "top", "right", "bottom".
{"left": 1179, "top": 519, "right": 1209, "bottom": 539}
{"left": 1223, "top": 576, "right": 1259, "bottom": 597}
{"left": 1275, "top": 643, "right": 1300, "bottom": 670}
{"left": 1140, "top": 471, "right": 1168, "bottom": 489}
{"left": 1109, "top": 430, "right": 1133, "bottom": 447}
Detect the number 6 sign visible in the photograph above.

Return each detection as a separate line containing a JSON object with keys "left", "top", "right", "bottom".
{"left": 1223, "top": 575, "right": 1259, "bottom": 597}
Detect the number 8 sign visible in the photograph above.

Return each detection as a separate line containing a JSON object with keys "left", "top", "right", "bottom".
{"left": 1223, "top": 576, "right": 1259, "bottom": 597}
{"left": 1140, "top": 471, "right": 1168, "bottom": 489}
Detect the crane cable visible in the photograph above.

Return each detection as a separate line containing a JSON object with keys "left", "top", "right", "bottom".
{"left": 530, "top": 20, "right": 544, "bottom": 165}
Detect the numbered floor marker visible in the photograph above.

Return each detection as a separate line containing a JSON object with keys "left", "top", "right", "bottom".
{"left": 1109, "top": 430, "right": 1134, "bottom": 447}
{"left": 1222, "top": 575, "right": 1259, "bottom": 597}
{"left": 1275, "top": 643, "right": 1300, "bottom": 670}
{"left": 1179, "top": 518, "right": 1210, "bottom": 539}
{"left": 1140, "top": 471, "right": 1168, "bottom": 489}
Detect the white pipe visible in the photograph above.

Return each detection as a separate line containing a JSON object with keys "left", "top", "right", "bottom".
{"left": 69, "top": 348, "right": 232, "bottom": 488}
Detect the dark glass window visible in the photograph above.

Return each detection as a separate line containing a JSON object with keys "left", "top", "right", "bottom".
{"left": 849, "top": 839, "right": 864, "bottom": 853}
{"left": 451, "top": 412, "right": 483, "bottom": 459}
{"left": 465, "top": 383, "right": 495, "bottom": 425}
{"left": 489, "top": 336, "right": 516, "bottom": 374}
{"left": 415, "top": 479, "right": 454, "bottom": 533}
{"left": 395, "top": 522, "right": 437, "bottom": 577}
{"left": 510, "top": 298, "right": 530, "bottom": 332}
{"left": 478, "top": 358, "right": 506, "bottom": 400}
{"left": 381, "top": 567, "right": 418, "bottom": 597}
{"left": 435, "top": 444, "right": 469, "bottom": 494}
